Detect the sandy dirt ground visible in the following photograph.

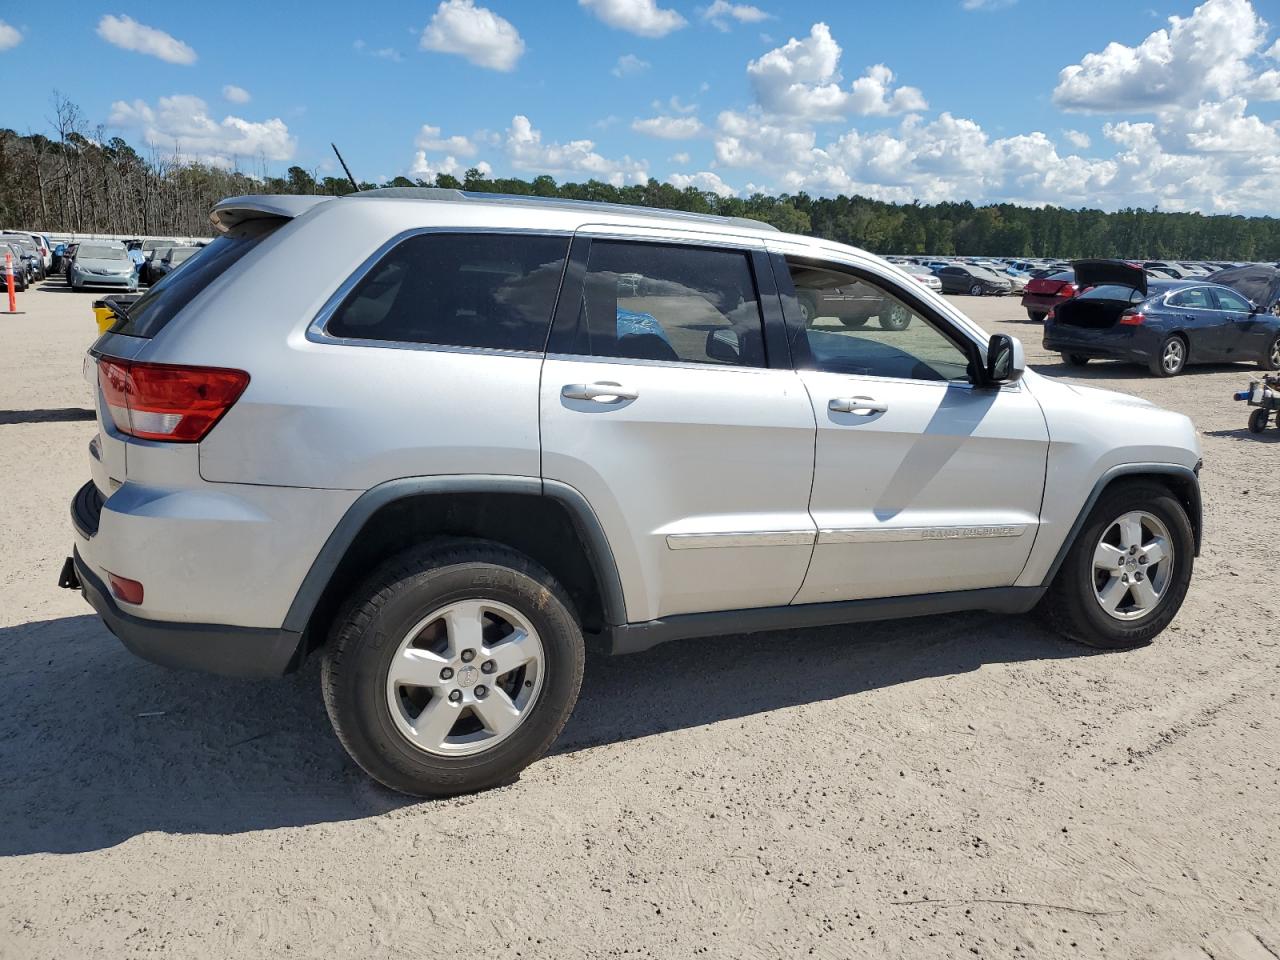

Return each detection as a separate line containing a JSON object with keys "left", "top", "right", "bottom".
{"left": 1, "top": 275, "right": 1278, "bottom": 960}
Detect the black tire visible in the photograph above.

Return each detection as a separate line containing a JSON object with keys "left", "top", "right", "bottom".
{"left": 1260, "top": 333, "right": 1280, "bottom": 371}
{"left": 1249, "top": 408, "right": 1269, "bottom": 434}
{"left": 1027, "top": 310, "right": 1047, "bottom": 322}
{"left": 1037, "top": 481, "right": 1194, "bottom": 650}
{"left": 877, "top": 305, "right": 912, "bottom": 331}
{"left": 839, "top": 316, "right": 869, "bottom": 328}
{"left": 321, "top": 540, "right": 585, "bottom": 797}
{"left": 1149, "top": 335, "right": 1187, "bottom": 377}
{"left": 968, "top": 282, "right": 983, "bottom": 296}
{"left": 797, "top": 291, "right": 819, "bottom": 323}
{"left": 1063, "top": 353, "right": 1089, "bottom": 367}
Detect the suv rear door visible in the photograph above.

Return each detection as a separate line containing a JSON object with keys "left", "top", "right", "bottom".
{"left": 539, "top": 228, "right": 817, "bottom": 624}
{"left": 772, "top": 248, "right": 1049, "bottom": 604}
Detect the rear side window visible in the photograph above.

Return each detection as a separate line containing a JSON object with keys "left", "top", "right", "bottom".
{"left": 554, "top": 240, "right": 766, "bottom": 367}
{"left": 326, "top": 232, "right": 569, "bottom": 352}
{"left": 1212, "top": 288, "right": 1251, "bottom": 313}
{"left": 112, "top": 222, "right": 277, "bottom": 338}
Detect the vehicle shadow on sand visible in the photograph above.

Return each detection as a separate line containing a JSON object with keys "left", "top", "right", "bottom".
{"left": 0, "top": 609, "right": 1091, "bottom": 855}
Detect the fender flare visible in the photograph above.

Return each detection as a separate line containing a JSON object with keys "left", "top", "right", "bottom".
{"left": 280, "top": 475, "right": 628, "bottom": 636}
{"left": 1040, "top": 461, "right": 1202, "bottom": 587}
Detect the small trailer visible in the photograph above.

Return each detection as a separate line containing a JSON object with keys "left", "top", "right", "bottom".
{"left": 1235, "top": 374, "right": 1280, "bottom": 433}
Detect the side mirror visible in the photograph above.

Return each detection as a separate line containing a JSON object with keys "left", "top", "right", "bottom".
{"left": 706, "top": 328, "right": 742, "bottom": 364}
{"left": 985, "top": 333, "right": 1025, "bottom": 385}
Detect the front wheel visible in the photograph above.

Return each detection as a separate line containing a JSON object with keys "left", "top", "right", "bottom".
{"left": 1261, "top": 333, "right": 1280, "bottom": 371}
{"left": 1249, "top": 409, "right": 1269, "bottom": 434}
{"left": 322, "top": 541, "right": 585, "bottom": 797}
{"left": 968, "top": 282, "right": 983, "bottom": 296}
{"left": 839, "top": 316, "right": 869, "bottom": 328}
{"left": 1037, "top": 482, "right": 1193, "bottom": 649}
{"left": 1063, "top": 353, "right": 1090, "bottom": 367}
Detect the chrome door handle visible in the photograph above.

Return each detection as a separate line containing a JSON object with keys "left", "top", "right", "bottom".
{"left": 561, "top": 382, "right": 639, "bottom": 403}
{"left": 829, "top": 396, "right": 888, "bottom": 415}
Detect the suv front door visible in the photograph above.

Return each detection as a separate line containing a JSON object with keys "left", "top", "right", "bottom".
{"left": 539, "top": 230, "right": 817, "bottom": 624}
{"left": 773, "top": 251, "right": 1050, "bottom": 604}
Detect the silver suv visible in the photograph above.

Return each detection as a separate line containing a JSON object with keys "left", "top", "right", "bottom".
{"left": 63, "top": 189, "right": 1203, "bottom": 796}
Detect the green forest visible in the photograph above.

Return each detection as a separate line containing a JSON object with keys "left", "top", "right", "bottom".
{"left": 3, "top": 102, "right": 1278, "bottom": 261}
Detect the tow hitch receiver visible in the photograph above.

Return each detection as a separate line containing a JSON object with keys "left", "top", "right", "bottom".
{"left": 58, "top": 556, "right": 81, "bottom": 590}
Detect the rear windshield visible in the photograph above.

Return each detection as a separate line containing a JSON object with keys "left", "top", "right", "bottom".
{"left": 169, "top": 247, "right": 199, "bottom": 263}
{"left": 110, "top": 221, "right": 278, "bottom": 338}
{"left": 1078, "top": 284, "right": 1143, "bottom": 302}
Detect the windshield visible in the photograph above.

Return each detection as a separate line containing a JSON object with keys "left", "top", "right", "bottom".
{"left": 109, "top": 220, "right": 279, "bottom": 338}
{"left": 79, "top": 244, "right": 128, "bottom": 260}
{"left": 169, "top": 248, "right": 198, "bottom": 264}
{"left": 142, "top": 239, "right": 175, "bottom": 251}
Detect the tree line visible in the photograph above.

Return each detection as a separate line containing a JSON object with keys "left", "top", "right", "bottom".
{"left": 2, "top": 98, "right": 1278, "bottom": 261}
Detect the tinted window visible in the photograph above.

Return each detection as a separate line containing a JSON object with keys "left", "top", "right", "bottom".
{"left": 1213, "top": 288, "right": 1251, "bottom": 313}
{"left": 1079, "top": 285, "right": 1144, "bottom": 302}
{"left": 786, "top": 261, "right": 972, "bottom": 382}
{"left": 557, "top": 240, "right": 765, "bottom": 367}
{"left": 1168, "top": 287, "right": 1213, "bottom": 308}
{"left": 328, "top": 233, "right": 567, "bottom": 352}
{"left": 111, "top": 222, "right": 278, "bottom": 339}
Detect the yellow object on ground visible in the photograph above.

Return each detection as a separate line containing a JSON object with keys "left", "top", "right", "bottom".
{"left": 92, "top": 301, "right": 117, "bottom": 335}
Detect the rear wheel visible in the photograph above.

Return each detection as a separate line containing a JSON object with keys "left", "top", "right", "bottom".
{"left": 1038, "top": 482, "right": 1193, "bottom": 649}
{"left": 1249, "top": 409, "right": 1269, "bottom": 434}
{"left": 877, "top": 304, "right": 912, "bottom": 331}
{"left": 1150, "top": 335, "right": 1187, "bottom": 377}
{"left": 322, "top": 541, "right": 585, "bottom": 797}
{"left": 1027, "top": 310, "right": 1047, "bottom": 322}
{"left": 1260, "top": 333, "right": 1280, "bottom": 371}
{"left": 839, "top": 316, "right": 869, "bottom": 328}
{"left": 1063, "top": 353, "right": 1090, "bottom": 367}
{"left": 797, "top": 291, "right": 819, "bottom": 323}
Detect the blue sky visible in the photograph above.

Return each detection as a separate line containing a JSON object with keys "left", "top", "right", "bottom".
{"left": 2, "top": 0, "right": 1279, "bottom": 213}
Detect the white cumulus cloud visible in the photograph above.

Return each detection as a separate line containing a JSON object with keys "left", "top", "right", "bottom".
{"left": 702, "top": 1, "right": 771, "bottom": 32}
{"left": 506, "top": 115, "right": 648, "bottom": 185}
{"left": 1062, "top": 128, "right": 1091, "bottom": 148}
{"left": 420, "top": 0, "right": 524, "bottom": 72}
{"left": 415, "top": 123, "right": 478, "bottom": 156}
{"left": 109, "top": 95, "right": 294, "bottom": 167}
{"left": 222, "top": 84, "right": 251, "bottom": 104}
{"left": 580, "top": 0, "right": 687, "bottom": 38}
{"left": 632, "top": 115, "right": 706, "bottom": 139}
{"left": 96, "top": 15, "right": 196, "bottom": 65}
{"left": 0, "top": 19, "right": 22, "bottom": 51}
{"left": 668, "top": 170, "right": 737, "bottom": 197}
{"left": 612, "top": 53, "right": 651, "bottom": 76}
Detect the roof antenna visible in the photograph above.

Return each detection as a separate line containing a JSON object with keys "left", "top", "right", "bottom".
{"left": 331, "top": 143, "right": 360, "bottom": 192}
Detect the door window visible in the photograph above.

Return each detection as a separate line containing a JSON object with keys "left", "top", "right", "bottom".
{"left": 1213, "top": 288, "right": 1251, "bottom": 313}
{"left": 785, "top": 260, "right": 973, "bottom": 382}
{"left": 326, "top": 232, "right": 569, "bottom": 351}
{"left": 555, "top": 240, "right": 766, "bottom": 367}
{"left": 1167, "top": 287, "right": 1213, "bottom": 309}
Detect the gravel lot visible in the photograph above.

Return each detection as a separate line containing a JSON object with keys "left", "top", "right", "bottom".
{"left": 1, "top": 277, "right": 1277, "bottom": 960}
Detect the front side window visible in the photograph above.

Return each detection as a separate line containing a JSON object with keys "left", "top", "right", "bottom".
{"left": 786, "top": 260, "right": 973, "bottom": 382}
{"left": 327, "top": 232, "right": 570, "bottom": 352}
{"left": 556, "top": 240, "right": 766, "bottom": 367}
{"left": 1213, "top": 288, "right": 1251, "bottom": 313}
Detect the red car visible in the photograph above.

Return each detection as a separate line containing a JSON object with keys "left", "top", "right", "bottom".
{"left": 1021, "top": 270, "right": 1077, "bottom": 321}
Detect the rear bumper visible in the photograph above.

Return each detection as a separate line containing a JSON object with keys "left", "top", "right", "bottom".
{"left": 1021, "top": 293, "right": 1063, "bottom": 312}
{"left": 1043, "top": 324, "right": 1154, "bottom": 362}
{"left": 72, "top": 547, "right": 303, "bottom": 677}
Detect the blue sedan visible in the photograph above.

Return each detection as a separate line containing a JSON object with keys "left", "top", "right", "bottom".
{"left": 1043, "top": 259, "right": 1280, "bottom": 377}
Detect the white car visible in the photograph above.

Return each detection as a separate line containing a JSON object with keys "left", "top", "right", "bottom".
{"left": 64, "top": 189, "right": 1203, "bottom": 797}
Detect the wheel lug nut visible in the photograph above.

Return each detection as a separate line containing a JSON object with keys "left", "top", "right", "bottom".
{"left": 461, "top": 649, "right": 476, "bottom": 663}
{"left": 440, "top": 667, "right": 454, "bottom": 680}
{"left": 1129, "top": 546, "right": 1137, "bottom": 555}
{"left": 448, "top": 690, "right": 462, "bottom": 703}
{"left": 1139, "top": 556, "right": 1147, "bottom": 564}
{"left": 1135, "top": 572, "right": 1144, "bottom": 581}
{"left": 475, "top": 685, "right": 487, "bottom": 699}
{"left": 481, "top": 660, "right": 496, "bottom": 674}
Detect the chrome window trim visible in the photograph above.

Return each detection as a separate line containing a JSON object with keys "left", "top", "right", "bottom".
{"left": 306, "top": 226, "right": 574, "bottom": 355}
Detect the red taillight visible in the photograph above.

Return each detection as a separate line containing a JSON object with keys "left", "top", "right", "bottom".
{"left": 1046, "top": 306, "right": 1056, "bottom": 321}
{"left": 108, "top": 572, "right": 144, "bottom": 604}
{"left": 1119, "top": 311, "right": 1145, "bottom": 325}
{"left": 98, "top": 359, "right": 249, "bottom": 442}
{"left": 1059, "top": 283, "right": 1077, "bottom": 298}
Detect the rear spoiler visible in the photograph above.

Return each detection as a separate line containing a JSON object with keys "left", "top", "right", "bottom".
{"left": 209, "top": 195, "right": 334, "bottom": 233}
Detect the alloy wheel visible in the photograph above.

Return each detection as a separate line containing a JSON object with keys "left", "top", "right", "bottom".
{"left": 1268, "top": 337, "right": 1280, "bottom": 369}
{"left": 384, "top": 599, "right": 546, "bottom": 757}
{"left": 1162, "top": 338, "right": 1185, "bottom": 374}
{"left": 1091, "top": 511, "right": 1175, "bottom": 622}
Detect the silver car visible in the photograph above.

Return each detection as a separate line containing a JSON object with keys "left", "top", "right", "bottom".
{"left": 69, "top": 241, "right": 138, "bottom": 292}
{"left": 65, "top": 188, "right": 1203, "bottom": 797}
